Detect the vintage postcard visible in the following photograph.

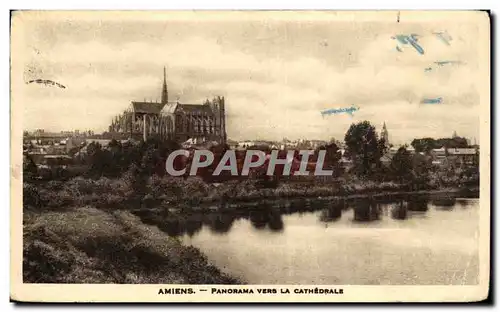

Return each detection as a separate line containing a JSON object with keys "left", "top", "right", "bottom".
{"left": 10, "top": 10, "right": 490, "bottom": 303}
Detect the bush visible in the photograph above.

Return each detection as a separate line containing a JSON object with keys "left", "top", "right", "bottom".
{"left": 42, "top": 189, "right": 75, "bottom": 209}
{"left": 23, "top": 183, "right": 41, "bottom": 210}
{"left": 63, "top": 177, "right": 97, "bottom": 195}
{"left": 33, "top": 176, "right": 135, "bottom": 209}
{"left": 46, "top": 180, "right": 64, "bottom": 191}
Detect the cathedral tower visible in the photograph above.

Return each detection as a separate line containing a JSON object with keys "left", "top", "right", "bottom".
{"left": 161, "top": 66, "right": 168, "bottom": 104}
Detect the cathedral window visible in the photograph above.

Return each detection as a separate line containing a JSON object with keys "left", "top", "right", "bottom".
{"left": 177, "top": 115, "right": 183, "bottom": 132}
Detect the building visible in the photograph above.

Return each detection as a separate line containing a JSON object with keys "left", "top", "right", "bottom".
{"left": 446, "top": 148, "right": 479, "bottom": 166}
{"left": 226, "top": 139, "right": 239, "bottom": 150}
{"left": 429, "top": 147, "right": 446, "bottom": 165}
{"left": 109, "top": 67, "right": 227, "bottom": 144}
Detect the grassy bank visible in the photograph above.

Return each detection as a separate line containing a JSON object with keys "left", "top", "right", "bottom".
{"left": 24, "top": 173, "right": 478, "bottom": 213}
{"left": 23, "top": 206, "right": 241, "bottom": 283}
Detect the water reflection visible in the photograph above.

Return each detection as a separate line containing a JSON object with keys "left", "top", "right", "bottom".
{"left": 249, "top": 207, "right": 284, "bottom": 232}
{"left": 408, "top": 195, "right": 430, "bottom": 212}
{"left": 386, "top": 195, "right": 431, "bottom": 220}
{"left": 319, "top": 201, "right": 344, "bottom": 223}
{"left": 159, "top": 219, "right": 183, "bottom": 237}
{"left": 352, "top": 199, "right": 381, "bottom": 222}
{"left": 456, "top": 199, "right": 472, "bottom": 208}
{"left": 432, "top": 197, "right": 457, "bottom": 210}
{"left": 183, "top": 197, "right": 479, "bottom": 285}
{"left": 249, "top": 211, "right": 268, "bottom": 229}
{"left": 287, "top": 199, "right": 313, "bottom": 214}
{"left": 207, "top": 214, "right": 235, "bottom": 234}
{"left": 268, "top": 212, "right": 285, "bottom": 231}
{"left": 391, "top": 201, "right": 408, "bottom": 220}
{"left": 185, "top": 219, "right": 203, "bottom": 237}
{"left": 130, "top": 193, "right": 474, "bottom": 237}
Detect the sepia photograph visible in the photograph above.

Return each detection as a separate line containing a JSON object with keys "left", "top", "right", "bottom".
{"left": 10, "top": 10, "right": 490, "bottom": 302}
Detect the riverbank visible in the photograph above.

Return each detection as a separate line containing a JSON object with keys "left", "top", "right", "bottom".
{"left": 22, "top": 175, "right": 478, "bottom": 283}
{"left": 23, "top": 174, "right": 479, "bottom": 213}
{"left": 190, "top": 186, "right": 479, "bottom": 213}
{"left": 23, "top": 206, "right": 242, "bottom": 284}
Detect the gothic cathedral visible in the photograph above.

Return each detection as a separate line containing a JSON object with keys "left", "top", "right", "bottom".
{"left": 108, "top": 67, "right": 227, "bottom": 144}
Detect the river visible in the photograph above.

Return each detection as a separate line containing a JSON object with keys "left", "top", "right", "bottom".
{"left": 134, "top": 194, "right": 480, "bottom": 285}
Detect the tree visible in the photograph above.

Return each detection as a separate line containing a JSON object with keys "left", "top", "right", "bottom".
{"left": 436, "top": 137, "right": 468, "bottom": 149}
{"left": 344, "top": 121, "right": 382, "bottom": 176}
{"left": 378, "top": 137, "right": 389, "bottom": 157}
{"left": 85, "top": 141, "right": 121, "bottom": 178}
{"left": 411, "top": 138, "right": 437, "bottom": 153}
{"left": 389, "top": 146, "right": 413, "bottom": 183}
{"left": 315, "top": 142, "right": 342, "bottom": 170}
{"left": 411, "top": 136, "right": 469, "bottom": 154}
{"left": 85, "top": 142, "right": 106, "bottom": 178}
{"left": 23, "top": 154, "right": 38, "bottom": 181}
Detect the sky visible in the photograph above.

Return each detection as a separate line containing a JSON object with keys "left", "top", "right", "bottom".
{"left": 13, "top": 11, "right": 487, "bottom": 145}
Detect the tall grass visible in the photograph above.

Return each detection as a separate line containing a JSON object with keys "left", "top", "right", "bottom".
{"left": 23, "top": 207, "right": 241, "bottom": 284}
{"left": 25, "top": 173, "right": 435, "bottom": 212}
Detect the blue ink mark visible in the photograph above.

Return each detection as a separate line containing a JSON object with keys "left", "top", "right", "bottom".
{"left": 392, "top": 34, "right": 424, "bottom": 55}
{"left": 434, "top": 60, "right": 461, "bottom": 67}
{"left": 421, "top": 97, "right": 442, "bottom": 104}
{"left": 433, "top": 31, "right": 453, "bottom": 46}
{"left": 394, "top": 35, "right": 409, "bottom": 45}
{"left": 407, "top": 34, "right": 424, "bottom": 55}
{"left": 424, "top": 67, "right": 433, "bottom": 72}
{"left": 321, "top": 106, "right": 359, "bottom": 117}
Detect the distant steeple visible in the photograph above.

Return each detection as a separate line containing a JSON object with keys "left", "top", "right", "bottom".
{"left": 381, "top": 122, "right": 389, "bottom": 145}
{"left": 452, "top": 130, "right": 458, "bottom": 138}
{"left": 161, "top": 66, "right": 168, "bottom": 104}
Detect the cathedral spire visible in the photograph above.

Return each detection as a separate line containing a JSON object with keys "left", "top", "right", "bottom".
{"left": 161, "top": 66, "right": 168, "bottom": 104}
{"left": 381, "top": 121, "right": 389, "bottom": 145}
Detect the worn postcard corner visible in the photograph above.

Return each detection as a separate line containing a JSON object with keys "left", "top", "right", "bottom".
{"left": 10, "top": 10, "right": 491, "bottom": 303}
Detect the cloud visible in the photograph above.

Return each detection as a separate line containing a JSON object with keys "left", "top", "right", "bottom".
{"left": 19, "top": 17, "right": 481, "bottom": 144}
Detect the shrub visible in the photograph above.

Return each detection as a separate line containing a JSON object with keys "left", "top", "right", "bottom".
{"left": 46, "top": 180, "right": 65, "bottom": 191}
{"left": 23, "top": 183, "right": 41, "bottom": 210}
{"left": 63, "top": 177, "right": 97, "bottom": 195}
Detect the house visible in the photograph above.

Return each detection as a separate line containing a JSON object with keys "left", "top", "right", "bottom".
{"left": 446, "top": 148, "right": 478, "bottom": 166}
